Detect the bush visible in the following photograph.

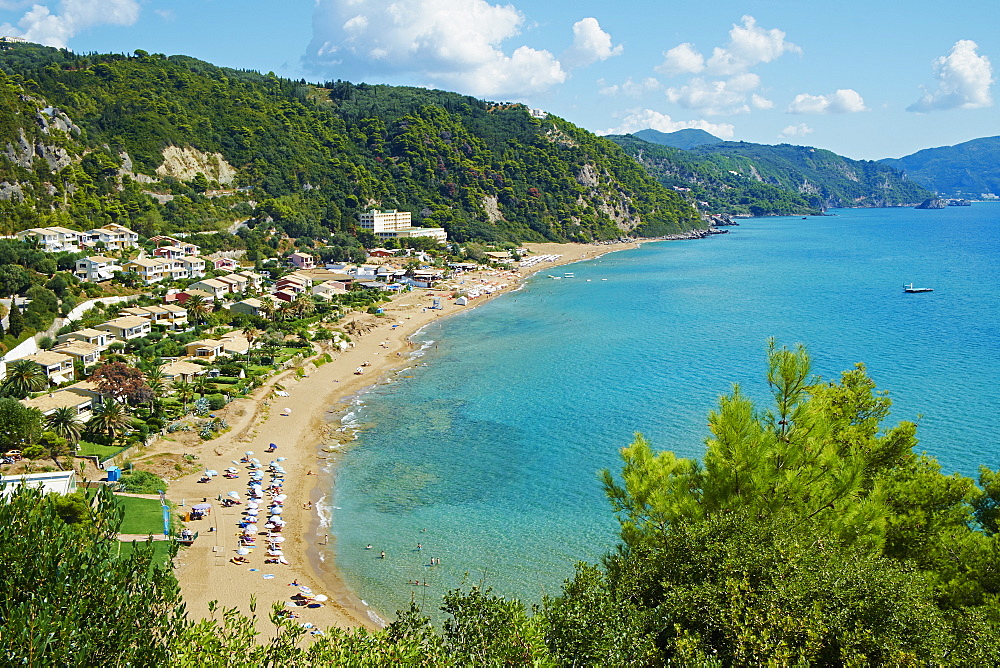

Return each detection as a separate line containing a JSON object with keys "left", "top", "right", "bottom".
{"left": 206, "top": 393, "right": 227, "bottom": 411}
{"left": 119, "top": 470, "right": 167, "bottom": 494}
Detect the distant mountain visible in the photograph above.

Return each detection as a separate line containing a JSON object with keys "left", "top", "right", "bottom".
{"left": 880, "top": 137, "right": 1000, "bottom": 198}
{"left": 609, "top": 134, "right": 932, "bottom": 216}
{"left": 633, "top": 128, "right": 723, "bottom": 150}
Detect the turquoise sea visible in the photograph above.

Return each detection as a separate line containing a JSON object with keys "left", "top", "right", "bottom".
{"left": 328, "top": 203, "right": 1000, "bottom": 622}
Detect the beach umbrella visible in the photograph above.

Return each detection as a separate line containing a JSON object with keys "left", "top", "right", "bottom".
{"left": 270, "top": 536, "right": 285, "bottom": 543}
{"left": 298, "top": 586, "right": 313, "bottom": 595}
{"left": 245, "top": 451, "right": 253, "bottom": 456}
{"left": 247, "top": 501, "right": 259, "bottom": 509}
{"left": 226, "top": 467, "right": 238, "bottom": 473}
{"left": 237, "top": 548, "right": 250, "bottom": 556}
{"left": 193, "top": 503, "right": 212, "bottom": 511}
{"left": 205, "top": 470, "right": 218, "bottom": 477}
{"left": 313, "top": 594, "right": 328, "bottom": 602}
{"left": 246, "top": 509, "right": 259, "bottom": 516}
{"left": 227, "top": 491, "right": 240, "bottom": 498}
{"left": 267, "top": 549, "right": 283, "bottom": 556}
{"left": 269, "top": 443, "right": 277, "bottom": 449}
{"left": 276, "top": 457, "right": 286, "bottom": 462}
{"left": 250, "top": 458, "right": 260, "bottom": 464}
{"left": 271, "top": 507, "right": 284, "bottom": 514}
{"left": 274, "top": 494, "right": 287, "bottom": 502}
{"left": 269, "top": 515, "right": 282, "bottom": 522}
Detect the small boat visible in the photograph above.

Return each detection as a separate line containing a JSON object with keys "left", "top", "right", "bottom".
{"left": 903, "top": 283, "right": 933, "bottom": 293}
{"left": 564, "top": 272, "right": 575, "bottom": 278}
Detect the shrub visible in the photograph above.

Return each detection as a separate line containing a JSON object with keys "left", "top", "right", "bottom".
{"left": 119, "top": 470, "right": 166, "bottom": 494}
{"left": 206, "top": 394, "right": 227, "bottom": 411}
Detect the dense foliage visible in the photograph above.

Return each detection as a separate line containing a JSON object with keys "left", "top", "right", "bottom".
{"left": 880, "top": 135, "right": 1000, "bottom": 198}
{"left": 610, "top": 134, "right": 933, "bottom": 215}
{"left": 0, "top": 43, "right": 701, "bottom": 243}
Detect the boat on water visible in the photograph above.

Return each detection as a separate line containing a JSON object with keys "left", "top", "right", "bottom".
{"left": 903, "top": 283, "right": 933, "bottom": 293}
{"left": 564, "top": 272, "right": 575, "bottom": 278}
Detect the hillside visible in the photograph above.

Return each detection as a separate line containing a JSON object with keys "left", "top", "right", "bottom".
{"left": 610, "top": 134, "right": 932, "bottom": 216}
{"left": 880, "top": 136, "right": 1000, "bottom": 198}
{"left": 0, "top": 43, "right": 702, "bottom": 244}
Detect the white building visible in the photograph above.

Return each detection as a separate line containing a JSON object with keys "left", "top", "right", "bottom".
{"left": 358, "top": 209, "right": 447, "bottom": 243}
{"left": 0, "top": 471, "right": 78, "bottom": 498}
{"left": 75, "top": 255, "right": 122, "bottom": 282}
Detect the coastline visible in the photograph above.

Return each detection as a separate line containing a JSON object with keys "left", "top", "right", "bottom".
{"left": 154, "top": 241, "right": 641, "bottom": 635}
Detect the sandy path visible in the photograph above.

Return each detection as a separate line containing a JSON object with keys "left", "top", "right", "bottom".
{"left": 154, "top": 241, "right": 637, "bottom": 635}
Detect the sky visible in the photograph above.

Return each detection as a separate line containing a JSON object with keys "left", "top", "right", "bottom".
{"left": 0, "top": 0, "right": 996, "bottom": 160}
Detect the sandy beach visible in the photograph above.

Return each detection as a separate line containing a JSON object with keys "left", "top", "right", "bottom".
{"left": 147, "top": 241, "right": 638, "bottom": 635}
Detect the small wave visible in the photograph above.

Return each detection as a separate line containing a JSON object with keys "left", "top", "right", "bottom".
{"left": 367, "top": 609, "right": 387, "bottom": 627}
{"left": 315, "top": 494, "right": 333, "bottom": 530}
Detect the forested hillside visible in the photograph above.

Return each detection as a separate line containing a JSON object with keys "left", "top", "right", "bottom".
{"left": 881, "top": 136, "right": 1000, "bottom": 198}
{"left": 610, "top": 133, "right": 932, "bottom": 216}
{"left": 0, "top": 43, "right": 701, "bottom": 243}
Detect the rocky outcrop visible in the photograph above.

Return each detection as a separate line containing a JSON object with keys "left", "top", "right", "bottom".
{"left": 3, "top": 129, "right": 71, "bottom": 171}
{"left": 155, "top": 146, "right": 237, "bottom": 185}
{"left": 915, "top": 198, "right": 946, "bottom": 209}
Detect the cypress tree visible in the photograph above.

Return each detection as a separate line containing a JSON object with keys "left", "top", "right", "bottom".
{"left": 7, "top": 304, "right": 23, "bottom": 338}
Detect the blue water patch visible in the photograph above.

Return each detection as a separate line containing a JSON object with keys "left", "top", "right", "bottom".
{"left": 332, "top": 204, "right": 1000, "bottom": 621}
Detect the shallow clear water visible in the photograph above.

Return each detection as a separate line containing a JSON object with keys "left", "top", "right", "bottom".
{"left": 330, "top": 204, "right": 1000, "bottom": 622}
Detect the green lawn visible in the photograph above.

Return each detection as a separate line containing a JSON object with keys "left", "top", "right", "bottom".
{"left": 115, "top": 495, "right": 168, "bottom": 535}
{"left": 76, "top": 441, "right": 125, "bottom": 461}
{"left": 115, "top": 540, "right": 173, "bottom": 566}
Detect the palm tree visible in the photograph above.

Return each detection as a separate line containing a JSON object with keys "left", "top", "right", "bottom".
{"left": 143, "top": 367, "right": 168, "bottom": 417}
{"left": 258, "top": 296, "right": 276, "bottom": 321}
{"left": 1, "top": 359, "right": 48, "bottom": 398}
{"left": 185, "top": 295, "right": 210, "bottom": 326}
{"left": 292, "top": 293, "right": 314, "bottom": 319}
{"left": 45, "top": 406, "right": 83, "bottom": 447}
{"left": 87, "top": 400, "right": 132, "bottom": 446}
{"left": 171, "top": 378, "right": 195, "bottom": 413}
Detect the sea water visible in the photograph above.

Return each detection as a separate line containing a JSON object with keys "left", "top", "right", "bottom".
{"left": 330, "top": 204, "right": 1000, "bottom": 622}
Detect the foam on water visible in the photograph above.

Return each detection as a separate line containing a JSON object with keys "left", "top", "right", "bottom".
{"left": 331, "top": 204, "right": 1000, "bottom": 622}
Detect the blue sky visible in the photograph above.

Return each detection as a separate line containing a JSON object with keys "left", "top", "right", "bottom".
{"left": 1, "top": 0, "right": 995, "bottom": 160}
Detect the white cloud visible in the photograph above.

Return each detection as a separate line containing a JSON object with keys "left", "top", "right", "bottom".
{"left": 598, "top": 76, "right": 661, "bottom": 97}
{"left": 561, "top": 17, "right": 622, "bottom": 68}
{"left": 598, "top": 108, "right": 734, "bottom": 138}
{"left": 908, "top": 40, "right": 993, "bottom": 112}
{"left": 666, "top": 73, "right": 762, "bottom": 115}
{"left": 657, "top": 16, "right": 799, "bottom": 78}
{"left": 788, "top": 88, "right": 867, "bottom": 114}
{"left": 0, "top": 0, "right": 139, "bottom": 48}
{"left": 305, "top": 0, "right": 581, "bottom": 98}
{"left": 656, "top": 42, "right": 704, "bottom": 75}
{"left": 779, "top": 123, "right": 813, "bottom": 138}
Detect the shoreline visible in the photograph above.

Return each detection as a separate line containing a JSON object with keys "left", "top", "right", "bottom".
{"left": 155, "top": 241, "right": 642, "bottom": 635}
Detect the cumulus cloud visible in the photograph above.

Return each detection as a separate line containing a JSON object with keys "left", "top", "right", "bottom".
{"left": 788, "top": 88, "right": 867, "bottom": 114}
{"left": 306, "top": 1, "right": 623, "bottom": 98}
{"left": 779, "top": 123, "right": 813, "bottom": 138}
{"left": 656, "top": 42, "right": 704, "bottom": 75}
{"left": 598, "top": 76, "right": 661, "bottom": 97}
{"left": 657, "top": 16, "right": 799, "bottom": 77}
{"left": 666, "top": 73, "right": 765, "bottom": 115}
{"left": 0, "top": 0, "right": 139, "bottom": 48}
{"left": 598, "top": 108, "right": 734, "bottom": 138}
{"left": 908, "top": 40, "right": 993, "bottom": 112}
{"left": 561, "top": 17, "right": 622, "bottom": 68}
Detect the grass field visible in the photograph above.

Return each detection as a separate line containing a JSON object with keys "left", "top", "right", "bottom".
{"left": 114, "top": 495, "right": 168, "bottom": 535}
{"left": 115, "top": 540, "right": 173, "bottom": 566}
{"left": 76, "top": 441, "right": 125, "bottom": 461}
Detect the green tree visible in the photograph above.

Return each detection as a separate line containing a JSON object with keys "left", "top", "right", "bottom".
{"left": 1, "top": 358, "right": 47, "bottom": 398}
{"left": 45, "top": 405, "right": 83, "bottom": 448}
{"left": 0, "top": 485, "right": 180, "bottom": 665}
{"left": 6, "top": 302, "right": 25, "bottom": 338}
{"left": 86, "top": 399, "right": 132, "bottom": 445}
